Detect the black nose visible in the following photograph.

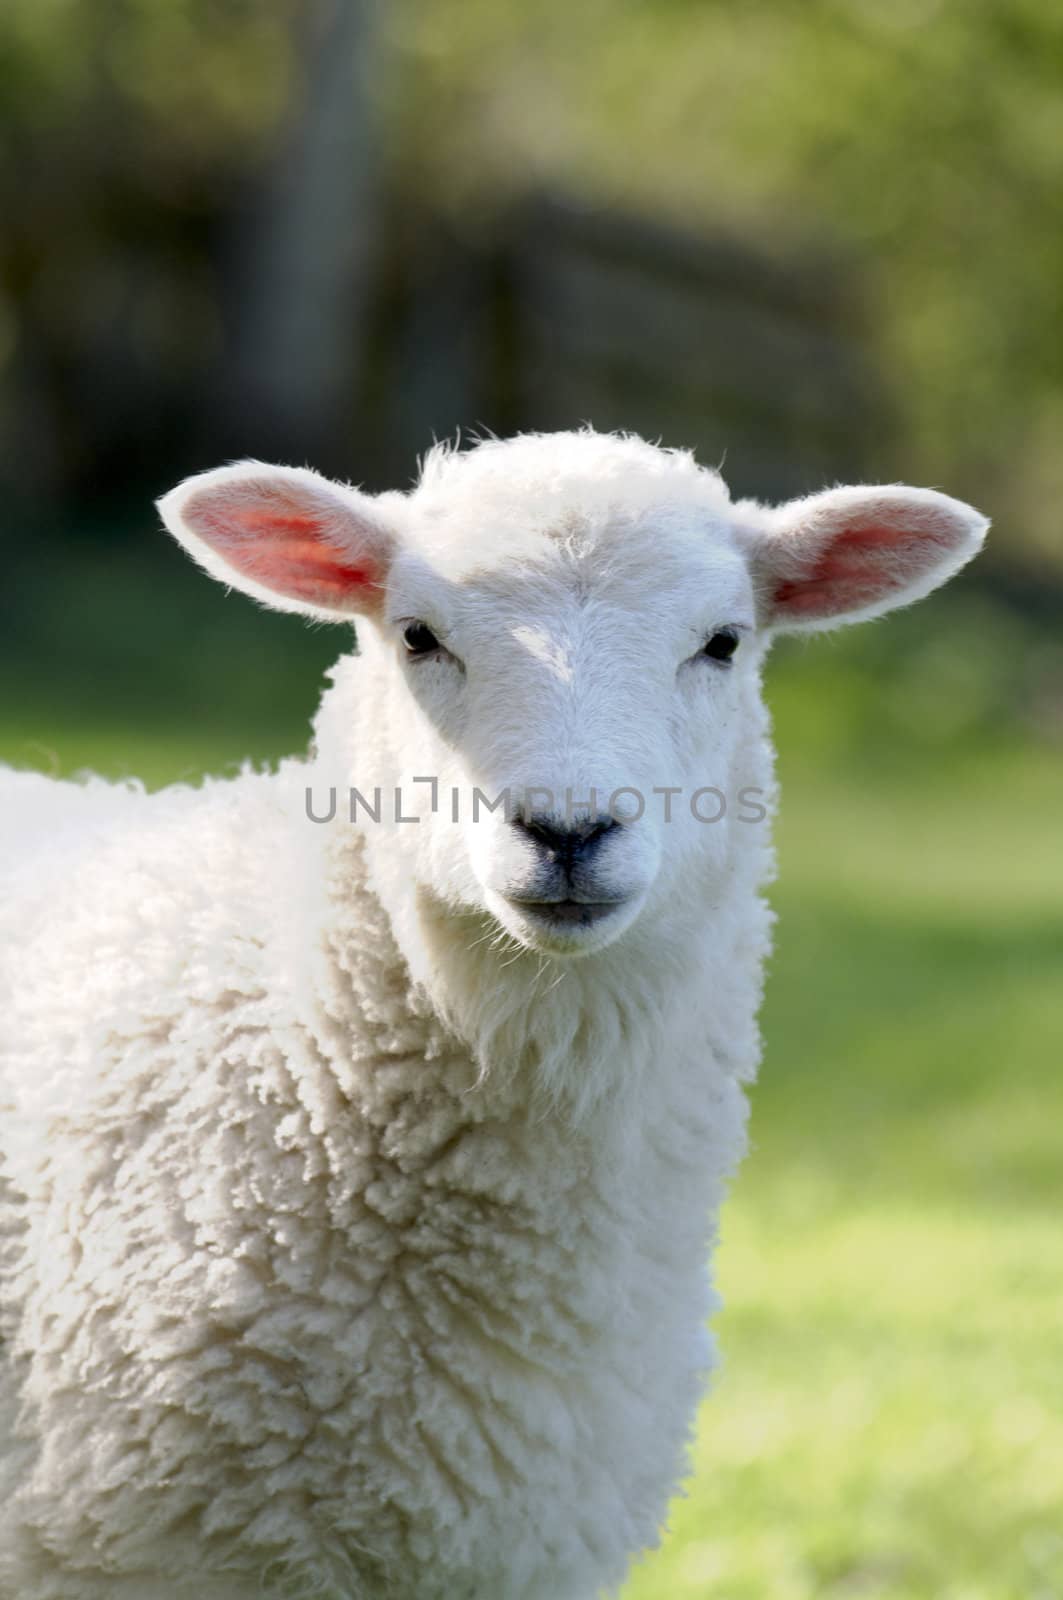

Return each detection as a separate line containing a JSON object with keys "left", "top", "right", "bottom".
{"left": 512, "top": 812, "right": 619, "bottom": 870}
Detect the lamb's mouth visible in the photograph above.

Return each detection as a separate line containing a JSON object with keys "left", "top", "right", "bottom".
{"left": 506, "top": 897, "right": 630, "bottom": 928}
{"left": 488, "top": 887, "right": 646, "bottom": 955}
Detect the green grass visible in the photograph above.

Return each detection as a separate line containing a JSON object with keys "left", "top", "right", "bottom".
{"left": 3, "top": 586, "right": 1061, "bottom": 1600}
{"left": 623, "top": 694, "right": 1063, "bottom": 1600}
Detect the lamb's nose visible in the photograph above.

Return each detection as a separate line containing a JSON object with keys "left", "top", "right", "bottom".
{"left": 511, "top": 812, "right": 619, "bottom": 869}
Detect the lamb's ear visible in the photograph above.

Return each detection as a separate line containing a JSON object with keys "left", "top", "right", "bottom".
{"left": 157, "top": 461, "right": 396, "bottom": 621}
{"left": 751, "top": 485, "right": 988, "bottom": 633}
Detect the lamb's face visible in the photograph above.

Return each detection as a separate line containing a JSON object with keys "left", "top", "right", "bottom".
{"left": 370, "top": 489, "right": 763, "bottom": 956}
{"left": 159, "top": 430, "right": 987, "bottom": 961}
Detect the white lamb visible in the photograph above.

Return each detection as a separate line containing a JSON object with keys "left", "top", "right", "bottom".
{"left": 0, "top": 430, "right": 986, "bottom": 1600}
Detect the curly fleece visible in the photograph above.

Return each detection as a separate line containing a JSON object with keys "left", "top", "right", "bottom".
{"left": 0, "top": 749, "right": 758, "bottom": 1600}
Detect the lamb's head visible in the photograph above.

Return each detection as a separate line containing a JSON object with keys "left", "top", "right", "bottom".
{"left": 159, "top": 431, "right": 987, "bottom": 959}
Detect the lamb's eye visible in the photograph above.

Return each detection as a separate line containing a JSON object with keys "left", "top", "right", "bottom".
{"left": 403, "top": 621, "right": 441, "bottom": 657}
{"left": 703, "top": 628, "right": 739, "bottom": 664}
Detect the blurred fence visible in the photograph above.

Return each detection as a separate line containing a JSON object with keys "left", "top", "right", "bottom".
{"left": 373, "top": 193, "right": 881, "bottom": 501}
{"left": 5, "top": 185, "right": 882, "bottom": 517}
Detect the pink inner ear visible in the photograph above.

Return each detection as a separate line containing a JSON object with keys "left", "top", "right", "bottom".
{"left": 191, "top": 493, "right": 385, "bottom": 612}
{"left": 773, "top": 521, "right": 946, "bottom": 617}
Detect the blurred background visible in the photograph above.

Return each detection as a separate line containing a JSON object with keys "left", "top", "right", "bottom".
{"left": 2, "top": 2, "right": 1060, "bottom": 1595}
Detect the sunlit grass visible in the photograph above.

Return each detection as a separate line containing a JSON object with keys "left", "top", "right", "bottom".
{"left": 0, "top": 715, "right": 302, "bottom": 792}
{"left": 625, "top": 727, "right": 1063, "bottom": 1600}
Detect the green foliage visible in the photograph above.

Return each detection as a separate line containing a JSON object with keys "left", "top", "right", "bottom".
{"left": 0, "top": 0, "right": 292, "bottom": 157}
{"left": 388, "top": 0, "right": 1063, "bottom": 568}
{"left": 2, "top": 0, "right": 1062, "bottom": 575}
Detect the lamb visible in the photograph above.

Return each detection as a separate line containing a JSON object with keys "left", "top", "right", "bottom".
{"left": 0, "top": 429, "right": 987, "bottom": 1600}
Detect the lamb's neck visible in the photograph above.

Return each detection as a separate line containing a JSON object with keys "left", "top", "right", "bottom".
{"left": 347, "top": 832, "right": 745, "bottom": 1127}
{"left": 299, "top": 818, "right": 759, "bottom": 1287}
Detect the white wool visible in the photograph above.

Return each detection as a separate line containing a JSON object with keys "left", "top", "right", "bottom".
{"left": 0, "top": 430, "right": 986, "bottom": 1599}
